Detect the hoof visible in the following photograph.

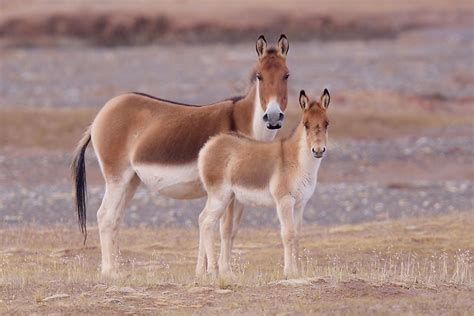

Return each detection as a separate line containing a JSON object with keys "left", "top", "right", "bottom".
{"left": 101, "top": 269, "right": 120, "bottom": 280}
{"left": 195, "top": 271, "right": 217, "bottom": 284}
{"left": 195, "top": 266, "right": 207, "bottom": 279}
{"left": 219, "top": 269, "right": 237, "bottom": 281}
{"left": 283, "top": 271, "right": 300, "bottom": 280}
{"left": 195, "top": 271, "right": 206, "bottom": 280}
{"left": 207, "top": 270, "right": 218, "bottom": 279}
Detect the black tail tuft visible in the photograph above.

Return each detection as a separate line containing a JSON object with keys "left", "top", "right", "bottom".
{"left": 71, "top": 127, "right": 91, "bottom": 245}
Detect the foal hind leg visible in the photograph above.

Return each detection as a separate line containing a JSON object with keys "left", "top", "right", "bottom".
{"left": 218, "top": 198, "right": 244, "bottom": 276}
{"left": 97, "top": 169, "right": 140, "bottom": 279}
{"left": 196, "top": 228, "right": 207, "bottom": 278}
{"left": 293, "top": 203, "right": 306, "bottom": 275}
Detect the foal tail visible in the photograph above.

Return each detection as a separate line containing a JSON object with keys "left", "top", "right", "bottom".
{"left": 71, "top": 126, "right": 92, "bottom": 244}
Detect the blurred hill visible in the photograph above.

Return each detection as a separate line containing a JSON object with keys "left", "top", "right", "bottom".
{"left": 1, "top": 0, "right": 473, "bottom": 47}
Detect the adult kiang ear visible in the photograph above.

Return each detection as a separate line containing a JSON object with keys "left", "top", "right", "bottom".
{"left": 256, "top": 35, "right": 267, "bottom": 58}
{"left": 299, "top": 90, "right": 310, "bottom": 111}
{"left": 277, "top": 34, "right": 289, "bottom": 57}
{"left": 320, "top": 88, "right": 330, "bottom": 109}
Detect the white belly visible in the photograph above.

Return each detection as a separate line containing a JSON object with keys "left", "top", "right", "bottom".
{"left": 233, "top": 185, "right": 275, "bottom": 208}
{"left": 133, "top": 162, "right": 205, "bottom": 199}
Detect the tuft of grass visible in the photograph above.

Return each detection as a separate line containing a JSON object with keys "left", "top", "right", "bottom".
{"left": 33, "top": 292, "right": 44, "bottom": 304}
{"left": 217, "top": 276, "right": 233, "bottom": 289}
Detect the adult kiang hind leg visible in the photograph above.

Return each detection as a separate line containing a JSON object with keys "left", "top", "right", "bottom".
{"left": 97, "top": 169, "right": 141, "bottom": 279}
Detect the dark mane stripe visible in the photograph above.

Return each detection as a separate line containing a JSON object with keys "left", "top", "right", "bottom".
{"left": 131, "top": 92, "right": 244, "bottom": 107}
{"left": 131, "top": 92, "right": 201, "bottom": 107}
{"left": 224, "top": 95, "right": 245, "bottom": 104}
{"left": 229, "top": 107, "right": 236, "bottom": 132}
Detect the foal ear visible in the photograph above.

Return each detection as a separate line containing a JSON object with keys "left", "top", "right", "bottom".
{"left": 320, "top": 88, "right": 330, "bottom": 109}
{"left": 299, "top": 90, "right": 309, "bottom": 110}
{"left": 277, "top": 34, "right": 289, "bottom": 56}
{"left": 256, "top": 35, "right": 267, "bottom": 58}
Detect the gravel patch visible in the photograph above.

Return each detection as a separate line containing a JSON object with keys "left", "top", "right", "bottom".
{"left": 1, "top": 180, "right": 472, "bottom": 228}
{"left": 1, "top": 28, "right": 473, "bottom": 107}
{"left": 0, "top": 135, "right": 472, "bottom": 228}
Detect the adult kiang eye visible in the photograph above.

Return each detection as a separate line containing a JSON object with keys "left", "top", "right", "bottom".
{"left": 304, "top": 122, "right": 309, "bottom": 129}
{"left": 283, "top": 73, "right": 290, "bottom": 80}
{"left": 325, "top": 122, "right": 330, "bottom": 128}
{"left": 256, "top": 73, "right": 263, "bottom": 81}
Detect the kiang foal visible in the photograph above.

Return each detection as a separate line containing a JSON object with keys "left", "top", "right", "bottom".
{"left": 197, "top": 89, "right": 331, "bottom": 278}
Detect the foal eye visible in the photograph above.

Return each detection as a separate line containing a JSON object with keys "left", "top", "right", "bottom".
{"left": 325, "top": 121, "right": 330, "bottom": 128}
{"left": 256, "top": 73, "right": 263, "bottom": 81}
{"left": 283, "top": 73, "right": 290, "bottom": 80}
{"left": 304, "top": 122, "right": 309, "bottom": 129}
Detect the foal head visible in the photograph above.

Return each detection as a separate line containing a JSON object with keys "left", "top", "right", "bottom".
{"left": 299, "top": 89, "right": 331, "bottom": 158}
{"left": 254, "top": 34, "right": 290, "bottom": 130}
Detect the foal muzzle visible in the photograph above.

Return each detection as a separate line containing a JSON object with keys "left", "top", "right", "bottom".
{"left": 312, "top": 147, "right": 326, "bottom": 158}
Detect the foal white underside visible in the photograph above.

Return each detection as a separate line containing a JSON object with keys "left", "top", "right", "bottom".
{"left": 232, "top": 172, "right": 319, "bottom": 209}
{"left": 233, "top": 185, "right": 275, "bottom": 208}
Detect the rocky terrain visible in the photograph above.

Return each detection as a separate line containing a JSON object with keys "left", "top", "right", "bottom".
{"left": 1, "top": 26, "right": 473, "bottom": 230}
{"left": 0, "top": 134, "right": 472, "bottom": 229}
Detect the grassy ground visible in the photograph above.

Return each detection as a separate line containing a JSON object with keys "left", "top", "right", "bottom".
{"left": 0, "top": 213, "right": 472, "bottom": 314}
{"left": 1, "top": 95, "right": 472, "bottom": 150}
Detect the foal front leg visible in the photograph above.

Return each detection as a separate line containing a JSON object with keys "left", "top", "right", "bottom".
{"left": 196, "top": 195, "right": 228, "bottom": 277}
{"left": 218, "top": 197, "right": 244, "bottom": 276}
{"left": 276, "top": 195, "right": 298, "bottom": 279}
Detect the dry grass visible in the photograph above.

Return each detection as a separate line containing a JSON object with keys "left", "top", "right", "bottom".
{"left": 1, "top": 100, "right": 472, "bottom": 150}
{"left": 0, "top": 107, "right": 97, "bottom": 150}
{"left": 0, "top": 213, "right": 473, "bottom": 314}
